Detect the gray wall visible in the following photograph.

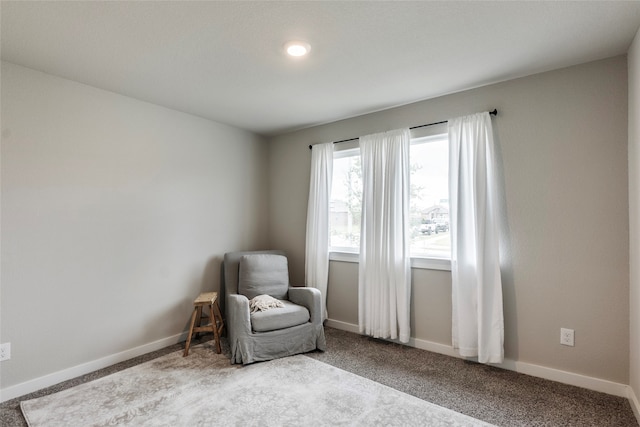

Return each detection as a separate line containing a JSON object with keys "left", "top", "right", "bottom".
{"left": 629, "top": 28, "right": 640, "bottom": 403}
{"left": 268, "top": 56, "right": 630, "bottom": 383}
{"left": 0, "top": 62, "right": 269, "bottom": 389}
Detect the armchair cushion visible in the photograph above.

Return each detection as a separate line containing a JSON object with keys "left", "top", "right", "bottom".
{"left": 250, "top": 300, "right": 310, "bottom": 332}
{"left": 238, "top": 254, "right": 289, "bottom": 300}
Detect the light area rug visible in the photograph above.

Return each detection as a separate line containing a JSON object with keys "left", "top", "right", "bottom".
{"left": 21, "top": 344, "right": 496, "bottom": 427}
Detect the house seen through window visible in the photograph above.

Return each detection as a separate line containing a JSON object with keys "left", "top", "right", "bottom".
{"left": 329, "top": 133, "right": 451, "bottom": 259}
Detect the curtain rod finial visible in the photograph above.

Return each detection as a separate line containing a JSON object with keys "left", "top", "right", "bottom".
{"left": 490, "top": 109, "right": 497, "bottom": 116}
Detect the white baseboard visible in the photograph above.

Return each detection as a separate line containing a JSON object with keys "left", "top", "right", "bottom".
{"left": 324, "top": 319, "right": 360, "bottom": 334}
{"left": 498, "top": 358, "right": 629, "bottom": 398}
{"left": 0, "top": 331, "right": 188, "bottom": 403}
{"left": 408, "top": 336, "right": 460, "bottom": 358}
{"left": 325, "top": 319, "right": 630, "bottom": 399}
{"left": 629, "top": 386, "right": 640, "bottom": 425}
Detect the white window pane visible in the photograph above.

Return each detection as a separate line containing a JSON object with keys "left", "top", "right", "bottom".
{"left": 410, "top": 136, "right": 451, "bottom": 259}
{"left": 330, "top": 154, "right": 361, "bottom": 251}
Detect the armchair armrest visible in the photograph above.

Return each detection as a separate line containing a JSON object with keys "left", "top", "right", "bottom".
{"left": 227, "top": 293, "right": 252, "bottom": 337}
{"left": 288, "top": 287, "right": 322, "bottom": 325}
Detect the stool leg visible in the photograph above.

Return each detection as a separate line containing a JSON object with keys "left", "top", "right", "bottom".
{"left": 183, "top": 307, "right": 198, "bottom": 357}
{"left": 193, "top": 305, "right": 203, "bottom": 340}
{"left": 213, "top": 300, "right": 225, "bottom": 337}
{"left": 210, "top": 303, "right": 222, "bottom": 354}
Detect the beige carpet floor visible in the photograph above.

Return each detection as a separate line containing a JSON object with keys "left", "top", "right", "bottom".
{"left": 1, "top": 327, "right": 638, "bottom": 426}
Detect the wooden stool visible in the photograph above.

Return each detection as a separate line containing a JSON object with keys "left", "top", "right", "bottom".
{"left": 184, "top": 292, "right": 224, "bottom": 357}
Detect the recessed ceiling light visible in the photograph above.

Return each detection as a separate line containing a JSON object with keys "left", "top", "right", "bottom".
{"left": 284, "top": 41, "right": 311, "bottom": 57}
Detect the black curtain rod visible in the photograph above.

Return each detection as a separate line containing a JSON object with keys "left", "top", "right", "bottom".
{"left": 309, "top": 109, "right": 497, "bottom": 150}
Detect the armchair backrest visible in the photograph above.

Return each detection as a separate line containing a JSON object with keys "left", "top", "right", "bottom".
{"left": 223, "top": 250, "right": 287, "bottom": 299}
{"left": 238, "top": 254, "right": 289, "bottom": 299}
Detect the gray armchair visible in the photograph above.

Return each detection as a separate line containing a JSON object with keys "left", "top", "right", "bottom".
{"left": 223, "top": 250, "right": 326, "bottom": 364}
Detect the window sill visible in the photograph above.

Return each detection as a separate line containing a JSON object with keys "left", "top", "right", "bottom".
{"left": 329, "top": 251, "right": 451, "bottom": 271}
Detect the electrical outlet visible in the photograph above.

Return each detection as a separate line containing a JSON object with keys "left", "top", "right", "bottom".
{"left": 0, "top": 343, "right": 10, "bottom": 361}
{"left": 560, "top": 328, "right": 574, "bottom": 346}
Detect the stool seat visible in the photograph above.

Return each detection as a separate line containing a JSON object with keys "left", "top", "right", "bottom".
{"left": 184, "top": 291, "right": 225, "bottom": 357}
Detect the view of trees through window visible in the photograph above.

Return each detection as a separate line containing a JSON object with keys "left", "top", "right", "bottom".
{"left": 329, "top": 134, "right": 451, "bottom": 259}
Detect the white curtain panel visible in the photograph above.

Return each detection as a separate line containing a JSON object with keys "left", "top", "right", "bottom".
{"left": 305, "top": 142, "right": 334, "bottom": 321}
{"left": 448, "top": 112, "right": 504, "bottom": 364}
{"left": 358, "top": 129, "right": 411, "bottom": 343}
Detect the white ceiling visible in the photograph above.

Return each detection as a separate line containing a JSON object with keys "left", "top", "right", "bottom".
{"left": 2, "top": 1, "right": 640, "bottom": 136}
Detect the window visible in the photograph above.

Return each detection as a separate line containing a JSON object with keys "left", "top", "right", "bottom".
{"left": 329, "top": 147, "right": 361, "bottom": 252}
{"left": 329, "top": 127, "right": 451, "bottom": 261}
{"left": 408, "top": 134, "right": 450, "bottom": 259}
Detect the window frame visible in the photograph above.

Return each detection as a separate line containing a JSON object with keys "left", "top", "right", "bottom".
{"left": 328, "top": 123, "right": 451, "bottom": 271}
